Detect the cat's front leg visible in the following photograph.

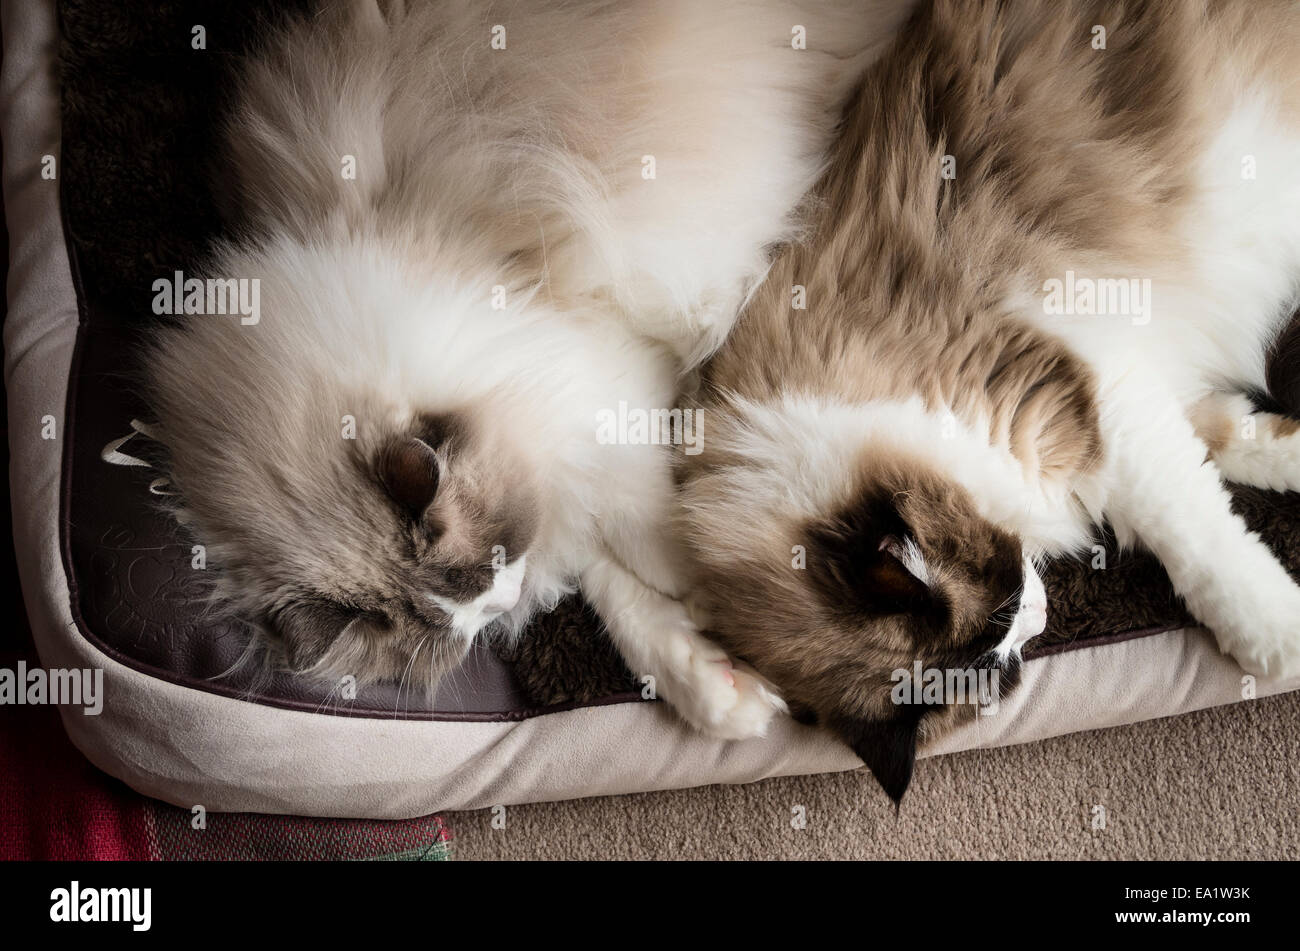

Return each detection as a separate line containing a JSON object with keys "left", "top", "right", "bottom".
{"left": 1105, "top": 390, "right": 1300, "bottom": 678}
{"left": 1189, "top": 392, "right": 1300, "bottom": 492}
{"left": 580, "top": 550, "right": 786, "bottom": 739}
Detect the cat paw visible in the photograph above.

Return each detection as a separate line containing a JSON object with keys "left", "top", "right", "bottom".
{"left": 1224, "top": 633, "right": 1300, "bottom": 681}
{"left": 657, "top": 624, "right": 787, "bottom": 740}
{"left": 1217, "top": 590, "right": 1300, "bottom": 680}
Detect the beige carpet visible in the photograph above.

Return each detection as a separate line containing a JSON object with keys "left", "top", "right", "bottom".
{"left": 451, "top": 691, "right": 1300, "bottom": 859}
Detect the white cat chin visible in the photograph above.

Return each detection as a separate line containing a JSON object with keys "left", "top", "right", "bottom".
{"left": 994, "top": 556, "right": 1048, "bottom": 661}
{"left": 429, "top": 556, "right": 528, "bottom": 642}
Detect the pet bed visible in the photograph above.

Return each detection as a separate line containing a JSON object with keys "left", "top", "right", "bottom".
{"left": 5, "top": 0, "right": 1299, "bottom": 818}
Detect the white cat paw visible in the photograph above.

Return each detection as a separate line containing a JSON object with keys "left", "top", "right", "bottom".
{"left": 656, "top": 622, "right": 787, "bottom": 740}
{"left": 1224, "top": 632, "right": 1300, "bottom": 681}
{"left": 1218, "top": 590, "right": 1300, "bottom": 680}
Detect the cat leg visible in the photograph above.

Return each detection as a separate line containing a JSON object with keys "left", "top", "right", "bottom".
{"left": 1107, "top": 390, "right": 1300, "bottom": 678}
{"left": 1189, "top": 392, "right": 1300, "bottom": 492}
{"left": 580, "top": 550, "right": 786, "bottom": 740}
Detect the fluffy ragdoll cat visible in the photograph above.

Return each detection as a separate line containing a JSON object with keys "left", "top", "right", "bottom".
{"left": 679, "top": 0, "right": 1300, "bottom": 799}
{"left": 142, "top": 0, "right": 915, "bottom": 735}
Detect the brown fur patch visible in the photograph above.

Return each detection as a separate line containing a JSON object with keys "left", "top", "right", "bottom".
{"left": 1188, "top": 395, "right": 1238, "bottom": 458}
{"left": 1270, "top": 414, "right": 1300, "bottom": 439}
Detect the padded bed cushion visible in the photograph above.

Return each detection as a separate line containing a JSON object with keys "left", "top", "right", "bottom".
{"left": 4, "top": 0, "right": 1299, "bottom": 818}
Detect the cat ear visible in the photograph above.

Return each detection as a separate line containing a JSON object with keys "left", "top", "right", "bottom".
{"left": 834, "top": 709, "right": 924, "bottom": 806}
{"left": 270, "top": 598, "right": 353, "bottom": 671}
{"left": 863, "top": 535, "right": 930, "bottom": 609}
{"left": 378, "top": 436, "right": 440, "bottom": 518}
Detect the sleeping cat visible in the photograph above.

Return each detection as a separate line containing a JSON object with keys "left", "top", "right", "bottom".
{"left": 142, "top": 0, "right": 915, "bottom": 735}
{"left": 679, "top": 0, "right": 1300, "bottom": 799}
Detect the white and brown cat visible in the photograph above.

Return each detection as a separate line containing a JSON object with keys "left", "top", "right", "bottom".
{"left": 679, "top": 0, "right": 1300, "bottom": 799}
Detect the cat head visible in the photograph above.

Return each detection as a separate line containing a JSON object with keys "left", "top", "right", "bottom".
{"left": 681, "top": 444, "right": 1045, "bottom": 804}
{"left": 177, "top": 402, "right": 536, "bottom": 694}
{"left": 261, "top": 410, "right": 539, "bottom": 690}
{"left": 142, "top": 238, "right": 549, "bottom": 698}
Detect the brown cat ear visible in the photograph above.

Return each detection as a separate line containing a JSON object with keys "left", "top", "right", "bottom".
{"left": 270, "top": 598, "right": 353, "bottom": 671}
{"left": 833, "top": 708, "right": 925, "bottom": 806}
{"left": 808, "top": 503, "right": 932, "bottom": 616}
{"left": 378, "top": 436, "right": 440, "bottom": 518}
{"left": 863, "top": 536, "right": 929, "bottom": 610}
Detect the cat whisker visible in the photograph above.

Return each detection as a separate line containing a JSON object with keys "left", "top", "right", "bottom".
{"left": 395, "top": 635, "right": 430, "bottom": 718}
